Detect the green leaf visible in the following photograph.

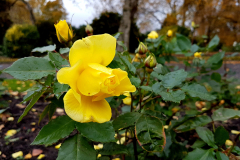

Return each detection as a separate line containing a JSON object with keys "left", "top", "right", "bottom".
{"left": 135, "top": 114, "right": 165, "bottom": 152}
{"left": 140, "top": 86, "right": 152, "bottom": 92}
{"left": 32, "top": 44, "right": 56, "bottom": 53}
{"left": 109, "top": 98, "right": 121, "bottom": 108}
{"left": 142, "top": 109, "right": 167, "bottom": 120}
{"left": 176, "top": 115, "right": 212, "bottom": 132}
{"left": 48, "top": 103, "right": 57, "bottom": 119}
{"left": 75, "top": 122, "right": 115, "bottom": 143}
{"left": 206, "top": 51, "right": 225, "bottom": 68}
{"left": 107, "top": 59, "right": 123, "bottom": 69}
{"left": 212, "top": 108, "right": 240, "bottom": 121}
{"left": 191, "top": 44, "right": 199, "bottom": 53}
{"left": 176, "top": 33, "right": 191, "bottom": 51}
{"left": 53, "top": 82, "right": 69, "bottom": 99}
{"left": 45, "top": 75, "right": 54, "bottom": 86}
{"left": 208, "top": 35, "right": 220, "bottom": 49}
{"left": 112, "top": 112, "right": 142, "bottom": 130}
{"left": 161, "top": 69, "right": 188, "bottom": 89}
{"left": 113, "top": 32, "right": 122, "bottom": 40}
{"left": 152, "top": 82, "right": 162, "bottom": 94}
{"left": 118, "top": 55, "right": 136, "bottom": 74}
{"left": 99, "top": 143, "right": 129, "bottom": 155}
{"left": 23, "top": 84, "right": 43, "bottom": 102}
{"left": 150, "top": 71, "right": 164, "bottom": 80}
{"left": 232, "top": 146, "right": 240, "bottom": 155}
{"left": 181, "top": 83, "right": 216, "bottom": 101}
{"left": 214, "top": 126, "right": 229, "bottom": 146}
{"left": 153, "top": 64, "right": 168, "bottom": 75}
{"left": 48, "top": 52, "right": 69, "bottom": 69}
{"left": 117, "top": 41, "right": 127, "bottom": 51}
{"left": 59, "top": 48, "right": 70, "bottom": 54}
{"left": 159, "top": 89, "right": 185, "bottom": 103}
{"left": 38, "top": 105, "right": 50, "bottom": 124}
{"left": 191, "top": 139, "right": 206, "bottom": 148}
{"left": 4, "top": 57, "right": 56, "bottom": 80}
{"left": 216, "top": 151, "right": 229, "bottom": 160}
{"left": 0, "top": 108, "right": 7, "bottom": 114}
{"left": 57, "top": 134, "right": 96, "bottom": 160}
{"left": 130, "top": 77, "right": 141, "bottom": 87}
{"left": 196, "top": 127, "right": 218, "bottom": 149}
{"left": 32, "top": 115, "right": 75, "bottom": 145}
{"left": 183, "top": 148, "right": 216, "bottom": 160}
{"left": 211, "top": 72, "right": 221, "bottom": 82}
{"left": 18, "top": 91, "right": 43, "bottom": 122}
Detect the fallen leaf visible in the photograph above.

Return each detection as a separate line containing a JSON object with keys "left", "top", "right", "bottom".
{"left": 8, "top": 117, "right": 14, "bottom": 121}
{"left": 31, "top": 122, "right": 36, "bottom": 125}
{"left": 31, "top": 108, "right": 36, "bottom": 112}
{"left": 16, "top": 104, "right": 26, "bottom": 109}
{"left": 2, "top": 154, "right": 6, "bottom": 158}
{"left": 55, "top": 143, "right": 61, "bottom": 149}
{"left": 9, "top": 91, "right": 18, "bottom": 96}
{"left": 12, "top": 151, "right": 23, "bottom": 158}
{"left": 51, "top": 115, "right": 57, "bottom": 119}
{"left": 5, "top": 129, "right": 17, "bottom": 136}
{"left": 32, "top": 149, "right": 43, "bottom": 157}
{"left": 0, "top": 124, "right": 5, "bottom": 130}
{"left": 37, "top": 154, "right": 45, "bottom": 159}
{"left": 24, "top": 153, "right": 32, "bottom": 159}
{"left": 31, "top": 128, "right": 35, "bottom": 132}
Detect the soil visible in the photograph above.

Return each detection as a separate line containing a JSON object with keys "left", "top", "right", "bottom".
{"left": 0, "top": 94, "right": 62, "bottom": 160}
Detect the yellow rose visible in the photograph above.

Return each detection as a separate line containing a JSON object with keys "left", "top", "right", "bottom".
{"left": 194, "top": 52, "right": 202, "bottom": 58}
{"left": 148, "top": 31, "right": 158, "bottom": 39}
{"left": 57, "top": 34, "right": 136, "bottom": 123}
{"left": 54, "top": 20, "right": 73, "bottom": 44}
{"left": 167, "top": 30, "right": 173, "bottom": 37}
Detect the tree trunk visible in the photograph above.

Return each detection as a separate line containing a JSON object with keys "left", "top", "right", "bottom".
{"left": 117, "top": 0, "right": 138, "bottom": 51}
{"left": 21, "top": 0, "right": 36, "bottom": 25}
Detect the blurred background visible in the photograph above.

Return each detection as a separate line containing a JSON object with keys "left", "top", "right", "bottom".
{"left": 1, "top": 0, "right": 240, "bottom": 58}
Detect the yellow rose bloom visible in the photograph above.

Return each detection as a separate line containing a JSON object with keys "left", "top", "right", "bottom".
{"left": 123, "top": 92, "right": 131, "bottom": 105}
{"left": 167, "top": 30, "right": 173, "bottom": 37}
{"left": 57, "top": 34, "right": 136, "bottom": 123}
{"left": 148, "top": 31, "right": 158, "bottom": 39}
{"left": 194, "top": 52, "right": 202, "bottom": 58}
{"left": 54, "top": 20, "right": 73, "bottom": 43}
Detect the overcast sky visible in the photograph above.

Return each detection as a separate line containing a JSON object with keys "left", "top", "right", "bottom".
{"left": 62, "top": 0, "right": 95, "bottom": 28}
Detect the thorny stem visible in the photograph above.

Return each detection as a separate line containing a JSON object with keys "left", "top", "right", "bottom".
{"left": 133, "top": 130, "right": 138, "bottom": 160}
{"left": 141, "top": 96, "right": 161, "bottom": 107}
{"left": 227, "top": 134, "right": 240, "bottom": 156}
{"left": 130, "top": 93, "right": 134, "bottom": 112}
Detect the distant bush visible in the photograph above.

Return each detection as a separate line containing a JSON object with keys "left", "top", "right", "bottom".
{"left": 3, "top": 24, "right": 40, "bottom": 58}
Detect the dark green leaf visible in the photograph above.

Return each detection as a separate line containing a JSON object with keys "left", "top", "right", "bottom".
{"left": 153, "top": 64, "right": 168, "bottom": 75}
{"left": 176, "top": 33, "right": 191, "bottom": 51}
{"left": 48, "top": 103, "right": 57, "bottom": 119}
{"left": 76, "top": 122, "right": 115, "bottom": 143}
{"left": 32, "top": 45, "right": 56, "bottom": 53}
{"left": 181, "top": 83, "right": 216, "bottom": 101}
{"left": 206, "top": 51, "right": 225, "bottom": 68}
{"left": 216, "top": 151, "right": 229, "bottom": 160}
{"left": 130, "top": 77, "right": 141, "bottom": 87}
{"left": 59, "top": 48, "right": 70, "bottom": 54}
{"left": 150, "top": 71, "right": 164, "bottom": 80}
{"left": 107, "top": 59, "right": 123, "bottom": 69}
{"left": 191, "top": 139, "right": 206, "bottom": 148}
{"left": 212, "top": 108, "right": 240, "bottom": 121}
{"left": 183, "top": 148, "right": 215, "bottom": 160}
{"left": 211, "top": 72, "right": 221, "bottom": 82}
{"left": 196, "top": 127, "right": 218, "bottom": 149}
{"left": 135, "top": 114, "right": 165, "bottom": 152}
{"left": 45, "top": 75, "right": 54, "bottom": 86}
{"left": 53, "top": 82, "right": 69, "bottom": 99}
{"left": 49, "top": 52, "right": 69, "bottom": 69}
{"left": 57, "top": 134, "right": 96, "bottom": 160}
{"left": 208, "top": 35, "right": 220, "bottom": 49}
{"left": 214, "top": 126, "right": 229, "bottom": 146}
{"left": 18, "top": 91, "right": 43, "bottom": 122}
{"left": 109, "top": 98, "right": 121, "bottom": 108}
{"left": 161, "top": 69, "right": 188, "bottom": 89}
{"left": 99, "top": 143, "right": 129, "bottom": 155}
{"left": 23, "top": 84, "right": 43, "bottom": 102}
{"left": 112, "top": 112, "right": 142, "bottom": 130}
{"left": 232, "top": 146, "right": 240, "bottom": 155}
{"left": 32, "top": 115, "right": 75, "bottom": 145}
{"left": 140, "top": 86, "right": 152, "bottom": 92}
{"left": 159, "top": 89, "right": 185, "bottom": 103}
{"left": 118, "top": 55, "right": 136, "bottom": 74}
{"left": 176, "top": 115, "right": 212, "bottom": 132}
{"left": 38, "top": 105, "right": 50, "bottom": 124}
{"left": 4, "top": 57, "right": 56, "bottom": 80}
{"left": 142, "top": 109, "right": 167, "bottom": 120}
{"left": 117, "top": 41, "right": 127, "bottom": 51}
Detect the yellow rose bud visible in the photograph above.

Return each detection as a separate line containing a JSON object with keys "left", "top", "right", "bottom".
{"left": 54, "top": 20, "right": 73, "bottom": 44}
{"left": 133, "top": 53, "right": 141, "bottom": 62}
{"left": 57, "top": 34, "right": 136, "bottom": 123}
{"left": 231, "top": 130, "right": 240, "bottom": 135}
{"left": 85, "top": 24, "right": 93, "bottom": 36}
{"left": 12, "top": 151, "right": 23, "bottom": 159}
{"left": 137, "top": 42, "right": 148, "bottom": 55}
{"left": 167, "top": 30, "right": 173, "bottom": 37}
{"left": 225, "top": 140, "right": 233, "bottom": 146}
{"left": 144, "top": 54, "right": 157, "bottom": 69}
{"left": 194, "top": 52, "right": 202, "bottom": 58}
{"left": 148, "top": 31, "right": 158, "bottom": 39}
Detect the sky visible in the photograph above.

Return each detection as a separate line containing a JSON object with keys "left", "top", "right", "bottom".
{"left": 62, "top": 0, "right": 95, "bottom": 27}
